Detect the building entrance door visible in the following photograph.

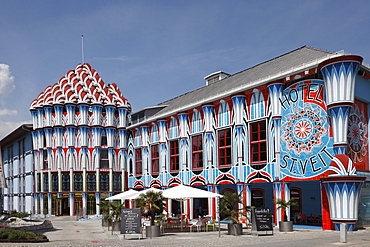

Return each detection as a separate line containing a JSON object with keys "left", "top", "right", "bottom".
{"left": 61, "top": 198, "right": 70, "bottom": 215}
{"left": 74, "top": 197, "right": 82, "bottom": 216}
{"left": 55, "top": 198, "right": 63, "bottom": 216}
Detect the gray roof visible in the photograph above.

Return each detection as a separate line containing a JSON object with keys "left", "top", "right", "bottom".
{"left": 130, "top": 46, "right": 342, "bottom": 127}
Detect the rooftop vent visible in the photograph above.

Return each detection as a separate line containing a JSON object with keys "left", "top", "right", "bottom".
{"left": 204, "top": 71, "right": 230, "bottom": 86}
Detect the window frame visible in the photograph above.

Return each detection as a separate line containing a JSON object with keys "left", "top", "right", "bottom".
{"left": 135, "top": 148, "right": 142, "bottom": 176}
{"left": 290, "top": 187, "right": 302, "bottom": 214}
{"left": 218, "top": 127, "right": 232, "bottom": 167}
{"left": 251, "top": 188, "right": 265, "bottom": 208}
{"left": 249, "top": 119, "right": 267, "bottom": 164}
{"left": 100, "top": 148, "right": 109, "bottom": 169}
{"left": 151, "top": 144, "right": 160, "bottom": 175}
{"left": 170, "top": 140, "right": 180, "bottom": 172}
{"left": 192, "top": 134, "right": 203, "bottom": 170}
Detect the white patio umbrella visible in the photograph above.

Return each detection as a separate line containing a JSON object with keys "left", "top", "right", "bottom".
{"left": 124, "top": 187, "right": 163, "bottom": 200}
{"left": 162, "top": 184, "right": 222, "bottom": 230}
{"left": 105, "top": 189, "right": 139, "bottom": 201}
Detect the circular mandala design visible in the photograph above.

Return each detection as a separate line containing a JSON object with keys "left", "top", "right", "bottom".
{"left": 282, "top": 105, "right": 327, "bottom": 156}
{"left": 347, "top": 105, "right": 368, "bottom": 162}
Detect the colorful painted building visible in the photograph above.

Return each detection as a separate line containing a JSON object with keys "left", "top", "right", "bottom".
{"left": 1, "top": 46, "right": 370, "bottom": 230}
{"left": 126, "top": 46, "right": 370, "bottom": 230}
{"left": 28, "top": 63, "right": 131, "bottom": 216}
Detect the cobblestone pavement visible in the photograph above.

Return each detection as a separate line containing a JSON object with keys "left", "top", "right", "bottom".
{"left": 2, "top": 216, "right": 370, "bottom": 247}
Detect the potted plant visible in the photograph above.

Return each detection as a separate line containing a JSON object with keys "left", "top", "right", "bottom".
{"left": 98, "top": 200, "right": 111, "bottom": 227}
{"left": 106, "top": 201, "right": 125, "bottom": 232}
{"left": 275, "top": 198, "right": 298, "bottom": 232}
{"left": 219, "top": 191, "right": 247, "bottom": 236}
{"left": 135, "top": 190, "right": 166, "bottom": 238}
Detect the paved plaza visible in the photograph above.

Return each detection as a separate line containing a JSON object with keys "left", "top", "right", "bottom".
{"left": 3, "top": 216, "right": 370, "bottom": 247}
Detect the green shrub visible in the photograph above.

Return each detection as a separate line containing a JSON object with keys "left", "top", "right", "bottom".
{"left": 0, "top": 228, "right": 47, "bottom": 240}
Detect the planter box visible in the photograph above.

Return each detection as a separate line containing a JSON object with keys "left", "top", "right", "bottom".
{"left": 279, "top": 221, "right": 293, "bottom": 232}
{"left": 102, "top": 218, "right": 111, "bottom": 227}
{"left": 146, "top": 225, "right": 161, "bottom": 237}
{"left": 112, "top": 221, "right": 121, "bottom": 231}
{"left": 227, "top": 223, "right": 243, "bottom": 235}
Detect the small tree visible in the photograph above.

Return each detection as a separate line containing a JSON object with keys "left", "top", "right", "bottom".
{"left": 98, "top": 200, "right": 111, "bottom": 219}
{"left": 275, "top": 198, "right": 298, "bottom": 222}
{"left": 107, "top": 201, "right": 125, "bottom": 222}
{"left": 219, "top": 191, "right": 248, "bottom": 224}
{"left": 135, "top": 191, "right": 166, "bottom": 226}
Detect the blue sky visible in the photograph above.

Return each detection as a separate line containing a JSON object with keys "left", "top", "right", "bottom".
{"left": 0, "top": 0, "right": 369, "bottom": 139}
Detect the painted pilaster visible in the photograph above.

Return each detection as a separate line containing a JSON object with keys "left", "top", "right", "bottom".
{"left": 319, "top": 55, "right": 363, "bottom": 155}
{"left": 273, "top": 181, "right": 283, "bottom": 225}
{"left": 178, "top": 113, "right": 190, "bottom": 184}
{"left": 202, "top": 105, "right": 215, "bottom": 183}
{"left": 69, "top": 193, "right": 74, "bottom": 216}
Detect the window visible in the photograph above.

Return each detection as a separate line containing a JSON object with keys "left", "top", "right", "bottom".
{"left": 43, "top": 150, "right": 48, "bottom": 170}
{"left": 218, "top": 128, "right": 232, "bottom": 167}
{"left": 192, "top": 134, "right": 203, "bottom": 170}
{"left": 52, "top": 174, "right": 58, "bottom": 192}
{"left": 100, "top": 172, "right": 109, "bottom": 191}
{"left": 100, "top": 149, "right": 109, "bottom": 169}
{"left": 113, "top": 173, "right": 121, "bottom": 191}
{"left": 170, "top": 140, "right": 180, "bottom": 172}
{"left": 74, "top": 173, "right": 83, "bottom": 191}
{"left": 252, "top": 188, "right": 265, "bottom": 208}
{"left": 43, "top": 173, "right": 49, "bottom": 192}
{"left": 135, "top": 149, "right": 142, "bottom": 176}
{"left": 87, "top": 173, "right": 96, "bottom": 191}
{"left": 62, "top": 173, "right": 70, "bottom": 192}
{"left": 101, "top": 135, "right": 107, "bottom": 146}
{"left": 250, "top": 120, "right": 267, "bottom": 163}
{"left": 290, "top": 187, "right": 302, "bottom": 214}
{"left": 151, "top": 145, "right": 160, "bottom": 174}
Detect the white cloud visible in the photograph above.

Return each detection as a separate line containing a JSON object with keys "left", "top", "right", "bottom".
{"left": 0, "top": 64, "right": 15, "bottom": 97}
{"left": 0, "top": 120, "right": 31, "bottom": 140}
{"left": 0, "top": 109, "right": 17, "bottom": 116}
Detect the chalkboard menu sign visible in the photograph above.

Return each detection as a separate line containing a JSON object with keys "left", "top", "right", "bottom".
{"left": 121, "top": 208, "right": 141, "bottom": 235}
{"left": 252, "top": 208, "right": 273, "bottom": 233}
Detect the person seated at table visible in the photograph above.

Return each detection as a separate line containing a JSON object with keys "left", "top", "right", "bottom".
{"left": 197, "top": 206, "right": 204, "bottom": 218}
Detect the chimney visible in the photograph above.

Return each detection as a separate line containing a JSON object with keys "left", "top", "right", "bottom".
{"left": 204, "top": 71, "right": 230, "bottom": 86}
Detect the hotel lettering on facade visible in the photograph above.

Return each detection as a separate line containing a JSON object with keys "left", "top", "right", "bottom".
{"left": 1, "top": 46, "right": 370, "bottom": 230}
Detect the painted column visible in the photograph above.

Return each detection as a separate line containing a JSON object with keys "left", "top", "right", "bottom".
{"left": 268, "top": 82, "right": 283, "bottom": 180}
{"left": 320, "top": 154, "right": 366, "bottom": 231}
{"left": 273, "top": 181, "right": 283, "bottom": 225}
{"left": 319, "top": 55, "right": 363, "bottom": 155}
{"left": 82, "top": 193, "right": 87, "bottom": 216}
{"left": 232, "top": 95, "right": 246, "bottom": 183}
{"left": 284, "top": 182, "right": 291, "bottom": 221}
{"left": 158, "top": 120, "right": 167, "bottom": 179}
{"left": 202, "top": 105, "right": 215, "bottom": 183}
{"left": 321, "top": 176, "right": 365, "bottom": 231}
{"left": 69, "top": 193, "right": 74, "bottom": 216}
{"left": 178, "top": 113, "right": 190, "bottom": 184}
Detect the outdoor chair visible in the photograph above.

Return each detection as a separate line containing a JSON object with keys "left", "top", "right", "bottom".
{"left": 191, "top": 219, "right": 206, "bottom": 232}
{"left": 298, "top": 214, "right": 307, "bottom": 224}
{"left": 206, "top": 218, "right": 216, "bottom": 231}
